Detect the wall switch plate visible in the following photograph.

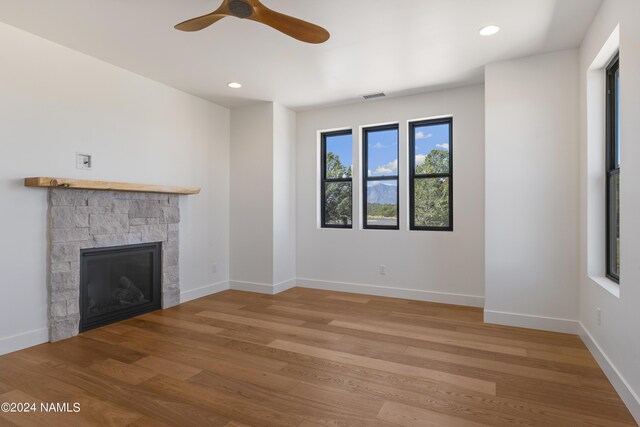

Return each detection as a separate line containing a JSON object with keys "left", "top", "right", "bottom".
{"left": 379, "top": 265, "right": 386, "bottom": 275}
{"left": 76, "top": 153, "right": 92, "bottom": 170}
{"left": 212, "top": 263, "right": 217, "bottom": 274}
{"left": 596, "top": 307, "right": 601, "bottom": 326}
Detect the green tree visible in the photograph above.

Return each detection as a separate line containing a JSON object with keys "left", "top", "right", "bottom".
{"left": 414, "top": 150, "right": 449, "bottom": 227}
{"left": 325, "top": 152, "right": 352, "bottom": 225}
{"left": 416, "top": 149, "right": 448, "bottom": 175}
{"left": 367, "top": 203, "right": 397, "bottom": 219}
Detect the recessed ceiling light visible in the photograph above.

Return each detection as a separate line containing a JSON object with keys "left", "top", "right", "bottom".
{"left": 479, "top": 25, "right": 500, "bottom": 36}
{"left": 227, "top": 82, "right": 242, "bottom": 89}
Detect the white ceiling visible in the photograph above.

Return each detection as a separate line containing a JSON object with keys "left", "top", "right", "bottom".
{"left": 0, "top": 0, "right": 601, "bottom": 110}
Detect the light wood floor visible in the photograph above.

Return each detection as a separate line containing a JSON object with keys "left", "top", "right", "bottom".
{"left": 0, "top": 288, "right": 636, "bottom": 426}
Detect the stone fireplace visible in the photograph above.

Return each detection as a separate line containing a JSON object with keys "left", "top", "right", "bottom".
{"left": 47, "top": 188, "right": 180, "bottom": 341}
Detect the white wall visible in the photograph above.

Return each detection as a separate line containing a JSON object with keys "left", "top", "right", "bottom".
{"left": 229, "top": 103, "right": 274, "bottom": 287}
{"left": 229, "top": 102, "right": 296, "bottom": 292}
{"left": 484, "top": 49, "right": 580, "bottom": 332}
{"left": 272, "top": 103, "right": 297, "bottom": 287}
{"left": 0, "top": 22, "right": 230, "bottom": 354}
{"left": 295, "top": 85, "right": 485, "bottom": 306}
{"left": 579, "top": 0, "right": 640, "bottom": 420}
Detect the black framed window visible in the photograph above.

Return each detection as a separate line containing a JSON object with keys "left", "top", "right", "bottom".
{"left": 321, "top": 130, "right": 353, "bottom": 228}
{"left": 363, "top": 124, "right": 399, "bottom": 229}
{"left": 606, "top": 54, "right": 620, "bottom": 282}
{"left": 409, "top": 118, "right": 453, "bottom": 231}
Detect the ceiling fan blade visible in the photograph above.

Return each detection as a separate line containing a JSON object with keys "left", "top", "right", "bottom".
{"left": 249, "top": 2, "right": 330, "bottom": 44}
{"left": 175, "top": 12, "right": 228, "bottom": 32}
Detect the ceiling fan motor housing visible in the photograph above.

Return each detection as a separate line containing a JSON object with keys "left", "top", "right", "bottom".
{"left": 229, "top": 0, "right": 254, "bottom": 18}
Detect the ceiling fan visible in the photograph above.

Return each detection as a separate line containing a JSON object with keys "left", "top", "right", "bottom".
{"left": 175, "top": 0, "right": 330, "bottom": 44}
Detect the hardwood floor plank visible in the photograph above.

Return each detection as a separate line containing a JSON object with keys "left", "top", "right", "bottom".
{"left": 141, "top": 375, "right": 303, "bottom": 427}
{"left": 329, "top": 319, "right": 528, "bottom": 356}
{"left": 268, "top": 339, "right": 497, "bottom": 395}
{"left": 526, "top": 348, "right": 600, "bottom": 367}
{"left": 89, "top": 358, "right": 157, "bottom": 385}
{"left": 189, "top": 370, "right": 394, "bottom": 426}
{"left": 139, "top": 312, "right": 226, "bottom": 335}
{"left": 223, "top": 422, "right": 252, "bottom": 427}
{"left": 196, "top": 310, "right": 344, "bottom": 342}
{"left": 325, "top": 294, "right": 371, "bottom": 304}
{"left": 116, "top": 326, "right": 288, "bottom": 372}
{"left": 277, "top": 361, "right": 596, "bottom": 426}
{"left": 0, "top": 288, "right": 634, "bottom": 426}
{"left": 0, "top": 356, "right": 86, "bottom": 400}
{"left": 287, "top": 382, "right": 384, "bottom": 415}
{"left": 266, "top": 303, "right": 366, "bottom": 323}
{"left": 133, "top": 355, "right": 202, "bottom": 381}
{"left": 129, "top": 416, "right": 175, "bottom": 427}
{"left": 189, "top": 362, "right": 300, "bottom": 393}
{"left": 377, "top": 400, "right": 489, "bottom": 427}
{"left": 404, "top": 346, "right": 584, "bottom": 386}
{"left": 46, "top": 363, "right": 231, "bottom": 426}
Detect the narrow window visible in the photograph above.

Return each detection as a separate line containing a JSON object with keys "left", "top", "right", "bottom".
{"left": 606, "top": 54, "right": 620, "bottom": 282}
{"left": 321, "top": 130, "right": 353, "bottom": 228}
{"left": 409, "top": 118, "right": 453, "bottom": 231}
{"left": 363, "top": 124, "right": 399, "bottom": 229}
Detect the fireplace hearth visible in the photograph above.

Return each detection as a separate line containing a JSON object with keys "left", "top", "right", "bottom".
{"left": 80, "top": 243, "right": 161, "bottom": 332}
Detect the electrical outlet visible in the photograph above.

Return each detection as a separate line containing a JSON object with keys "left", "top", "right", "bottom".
{"left": 596, "top": 307, "right": 602, "bottom": 327}
{"left": 76, "top": 153, "right": 92, "bottom": 170}
{"left": 212, "top": 263, "right": 217, "bottom": 274}
{"left": 379, "top": 265, "right": 386, "bottom": 275}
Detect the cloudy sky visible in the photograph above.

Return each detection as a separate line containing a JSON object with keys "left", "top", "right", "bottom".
{"left": 325, "top": 132, "right": 352, "bottom": 177}
{"left": 324, "top": 122, "right": 450, "bottom": 177}
{"left": 414, "top": 122, "right": 450, "bottom": 172}
{"left": 367, "top": 128, "right": 398, "bottom": 177}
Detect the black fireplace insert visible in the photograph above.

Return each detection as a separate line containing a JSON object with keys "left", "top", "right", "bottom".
{"left": 79, "top": 242, "right": 162, "bottom": 332}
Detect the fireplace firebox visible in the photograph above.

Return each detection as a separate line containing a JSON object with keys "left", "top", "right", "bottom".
{"left": 79, "top": 242, "right": 162, "bottom": 332}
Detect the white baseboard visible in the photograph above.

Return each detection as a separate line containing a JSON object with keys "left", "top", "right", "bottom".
{"left": 0, "top": 328, "right": 48, "bottom": 356}
{"left": 483, "top": 310, "right": 578, "bottom": 334}
{"left": 579, "top": 322, "right": 640, "bottom": 424}
{"left": 296, "top": 278, "right": 484, "bottom": 307}
{"left": 230, "top": 280, "right": 275, "bottom": 294}
{"left": 229, "top": 278, "right": 297, "bottom": 295}
{"left": 229, "top": 280, "right": 275, "bottom": 295}
{"left": 273, "top": 278, "right": 297, "bottom": 294}
{"left": 180, "top": 280, "right": 229, "bottom": 303}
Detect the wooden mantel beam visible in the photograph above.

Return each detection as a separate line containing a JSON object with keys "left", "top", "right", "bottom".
{"left": 24, "top": 177, "right": 200, "bottom": 195}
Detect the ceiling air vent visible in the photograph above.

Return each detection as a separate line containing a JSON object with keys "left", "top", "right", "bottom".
{"left": 362, "top": 92, "right": 386, "bottom": 100}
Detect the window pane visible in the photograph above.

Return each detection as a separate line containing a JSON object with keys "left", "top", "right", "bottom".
{"left": 324, "top": 182, "right": 352, "bottom": 225}
{"left": 325, "top": 133, "right": 352, "bottom": 179}
{"left": 609, "top": 173, "right": 620, "bottom": 277}
{"left": 414, "top": 123, "right": 450, "bottom": 174}
{"left": 367, "top": 128, "right": 398, "bottom": 177}
{"left": 414, "top": 177, "right": 450, "bottom": 228}
{"left": 366, "top": 180, "right": 397, "bottom": 227}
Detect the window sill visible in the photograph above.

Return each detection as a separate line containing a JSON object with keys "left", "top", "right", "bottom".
{"left": 589, "top": 275, "right": 620, "bottom": 298}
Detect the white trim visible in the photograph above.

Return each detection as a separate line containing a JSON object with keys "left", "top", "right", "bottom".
{"left": 296, "top": 278, "right": 484, "bottom": 307}
{"left": 230, "top": 279, "right": 297, "bottom": 295}
{"left": 273, "top": 278, "right": 297, "bottom": 294}
{"left": 483, "top": 310, "right": 578, "bottom": 334}
{"left": 589, "top": 24, "right": 619, "bottom": 70}
{"left": 588, "top": 276, "right": 620, "bottom": 298}
{"left": 0, "top": 328, "right": 48, "bottom": 356}
{"left": 180, "top": 280, "right": 229, "bottom": 303}
{"left": 229, "top": 280, "right": 275, "bottom": 294}
{"left": 579, "top": 322, "right": 640, "bottom": 424}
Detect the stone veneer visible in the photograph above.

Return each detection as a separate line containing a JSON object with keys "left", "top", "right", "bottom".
{"left": 48, "top": 188, "right": 180, "bottom": 341}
